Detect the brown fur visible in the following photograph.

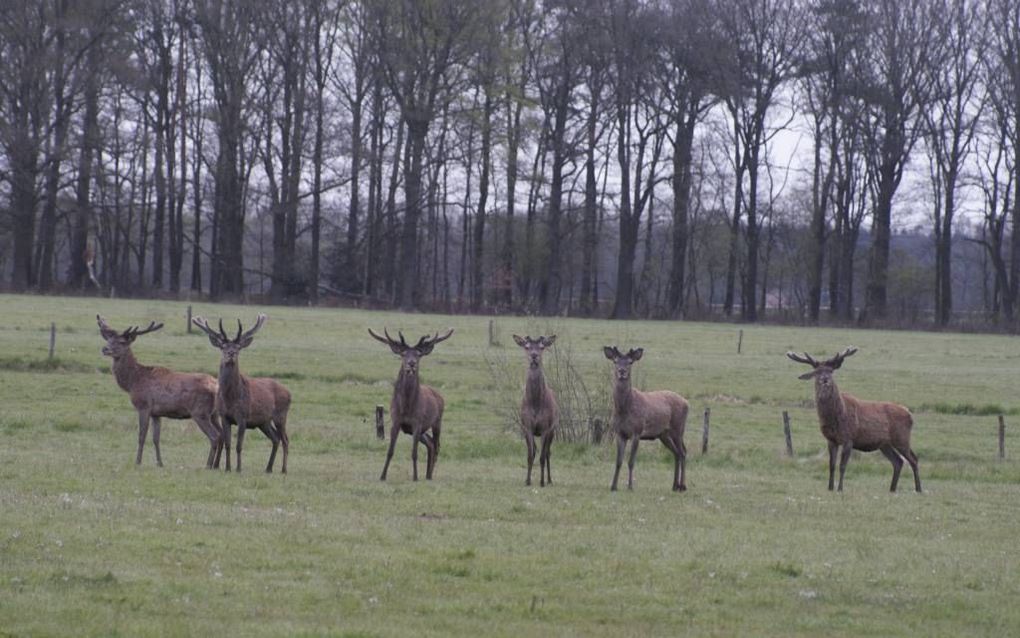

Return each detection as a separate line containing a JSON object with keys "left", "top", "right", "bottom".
{"left": 370, "top": 328, "right": 453, "bottom": 481}
{"left": 194, "top": 315, "right": 292, "bottom": 473}
{"left": 788, "top": 347, "right": 921, "bottom": 492}
{"left": 514, "top": 335, "right": 559, "bottom": 486}
{"left": 97, "top": 316, "right": 221, "bottom": 468}
{"left": 604, "top": 346, "right": 689, "bottom": 492}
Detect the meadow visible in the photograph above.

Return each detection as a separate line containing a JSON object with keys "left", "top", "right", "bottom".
{"left": 1, "top": 294, "right": 1018, "bottom": 637}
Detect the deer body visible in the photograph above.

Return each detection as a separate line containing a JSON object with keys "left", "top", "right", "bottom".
{"left": 98, "top": 316, "right": 221, "bottom": 468}
{"left": 370, "top": 328, "right": 453, "bottom": 481}
{"left": 788, "top": 347, "right": 921, "bottom": 492}
{"left": 514, "top": 335, "right": 559, "bottom": 486}
{"left": 194, "top": 315, "right": 291, "bottom": 473}
{"left": 604, "top": 347, "right": 689, "bottom": 492}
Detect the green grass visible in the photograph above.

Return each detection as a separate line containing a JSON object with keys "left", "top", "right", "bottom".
{"left": 1, "top": 293, "right": 1019, "bottom": 636}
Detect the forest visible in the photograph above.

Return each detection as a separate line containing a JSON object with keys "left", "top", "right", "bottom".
{"left": 0, "top": 0, "right": 1016, "bottom": 327}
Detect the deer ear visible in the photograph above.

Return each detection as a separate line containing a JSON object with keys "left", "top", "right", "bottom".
{"left": 238, "top": 336, "right": 255, "bottom": 349}
{"left": 97, "top": 315, "right": 117, "bottom": 340}
{"left": 543, "top": 335, "right": 557, "bottom": 347}
{"left": 513, "top": 334, "right": 527, "bottom": 347}
{"left": 629, "top": 348, "right": 644, "bottom": 361}
{"left": 798, "top": 370, "right": 817, "bottom": 380}
{"left": 603, "top": 346, "right": 618, "bottom": 361}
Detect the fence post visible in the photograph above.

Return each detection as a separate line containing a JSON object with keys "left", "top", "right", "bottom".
{"left": 488, "top": 319, "right": 497, "bottom": 346}
{"left": 998, "top": 415, "right": 1006, "bottom": 460}
{"left": 701, "top": 407, "right": 710, "bottom": 455}
{"left": 592, "top": 418, "right": 604, "bottom": 446}
{"left": 737, "top": 329, "right": 743, "bottom": 354}
{"left": 783, "top": 411, "right": 794, "bottom": 457}
{"left": 187, "top": 305, "right": 193, "bottom": 333}
{"left": 48, "top": 322, "right": 56, "bottom": 360}
{"left": 375, "top": 405, "right": 385, "bottom": 440}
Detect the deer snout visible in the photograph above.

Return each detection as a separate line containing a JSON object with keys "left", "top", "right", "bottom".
{"left": 101, "top": 345, "right": 112, "bottom": 357}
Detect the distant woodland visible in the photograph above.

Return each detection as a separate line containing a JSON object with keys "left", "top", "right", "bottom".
{"left": 1, "top": 0, "right": 1017, "bottom": 327}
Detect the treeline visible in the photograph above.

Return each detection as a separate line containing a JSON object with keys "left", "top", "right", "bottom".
{"left": 0, "top": 0, "right": 1017, "bottom": 326}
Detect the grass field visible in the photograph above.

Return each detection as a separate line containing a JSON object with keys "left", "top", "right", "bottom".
{"left": 1, "top": 294, "right": 1019, "bottom": 636}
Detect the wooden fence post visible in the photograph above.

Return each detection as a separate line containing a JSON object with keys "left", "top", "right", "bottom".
{"left": 701, "top": 407, "right": 710, "bottom": 455}
{"left": 488, "top": 319, "right": 497, "bottom": 346}
{"left": 375, "top": 405, "right": 385, "bottom": 440}
{"left": 783, "top": 411, "right": 794, "bottom": 457}
{"left": 737, "top": 329, "right": 743, "bottom": 354}
{"left": 187, "top": 305, "right": 193, "bottom": 333}
{"left": 48, "top": 323, "right": 56, "bottom": 360}
{"left": 998, "top": 415, "right": 1005, "bottom": 460}
{"left": 592, "top": 418, "right": 604, "bottom": 446}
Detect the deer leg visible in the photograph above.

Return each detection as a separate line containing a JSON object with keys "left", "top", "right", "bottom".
{"left": 151, "top": 416, "right": 163, "bottom": 468}
{"left": 525, "top": 431, "right": 536, "bottom": 486}
{"left": 899, "top": 447, "right": 922, "bottom": 493}
{"left": 221, "top": 421, "right": 232, "bottom": 472}
{"left": 211, "top": 415, "right": 224, "bottom": 469}
{"left": 259, "top": 423, "right": 280, "bottom": 473}
{"left": 627, "top": 438, "right": 640, "bottom": 490}
{"left": 880, "top": 445, "right": 904, "bottom": 492}
{"left": 411, "top": 430, "right": 423, "bottom": 481}
{"left": 827, "top": 440, "right": 838, "bottom": 491}
{"left": 663, "top": 435, "right": 686, "bottom": 492}
{"left": 837, "top": 443, "right": 853, "bottom": 492}
{"left": 195, "top": 415, "right": 219, "bottom": 469}
{"left": 611, "top": 434, "right": 626, "bottom": 491}
{"left": 421, "top": 432, "right": 436, "bottom": 480}
{"left": 135, "top": 409, "right": 151, "bottom": 465}
{"left": 235, "top": 420, "right": 247, "bottom": 473}
{"left": 274, "top": 413, "right": 289, "bottom": 474}
{"left": 540, "top": 430, "right": 553, "bottom": 487}
{"left": 380, "top": 423, "right": 400, "bottom": 481}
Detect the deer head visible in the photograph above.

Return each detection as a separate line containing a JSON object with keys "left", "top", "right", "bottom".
{"left": 513, "top": 334, "right": 556, "bottom": 369}
{"left": 786, "top": 346, "right": 858, "bottom": 390}
{"left": 368, "top": 327, "right": 454, "bottom": 377}
{"left": 97, "top": 315, "right": 164, "bottom": 358}
{"left": 603, "top": 345, "right": 644, "bottom": 381}
{"left": 192, "top": 314, "right": 267, "bottom": 367}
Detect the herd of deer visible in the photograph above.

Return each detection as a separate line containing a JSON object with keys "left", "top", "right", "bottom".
{"left": 96, "top": 314, "right": 922, "bottom": 494}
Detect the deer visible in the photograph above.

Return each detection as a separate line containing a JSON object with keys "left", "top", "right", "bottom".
{"left": 192, "top": 314, "right": 292, "bottom": 474}
{"left": 97, "top": 315, "right": 221, "bottom": 469}
{"left": 513, "top": 334, "right": 559, "bottom": 487}
{"left": 603, "top": 346, "right": 689, "bottom": 492}
{"left": 787, "top": 347, "right": 921, "bottom": 493}
{"left": 369, "top": 327, "right": 454, "bottom": 482}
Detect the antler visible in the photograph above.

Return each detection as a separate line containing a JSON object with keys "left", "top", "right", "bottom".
{"left": 238, "top": 313, "right": 267, "bottom": 343}
{"left": 830, "top": 346, "right": 858, "bottom": 367}
{"left": 786, "top": 351, "right": 819, "bottom": 367}
{"left": 417, "top": 328, "right": 454, "bottom": 349}
{"left": 192, "top": 316, "right": 224, "bottom": 344}
{"left": 124, "top": 320, "right": 163, "bottom": 339}
{"left": 368, "top": 327, "right": 405, "bottom": 350}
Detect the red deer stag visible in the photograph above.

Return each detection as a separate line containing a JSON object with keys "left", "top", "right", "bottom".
{"left": 513, "top": 334, "right": 559, "bottom": 486}
{"left": 604, "top": 346, "right": 689, "bottom": 492}
{"left": 193, "top": 314, "right": 292, "bottom": 474}
{"left": 97, "top": 316, "right": 221, "bottom": 468}
{"left": 787, "top": 347, "right": 921, "bottom": 492}
{"left": 369, "top": 328, "right": 454, "bottom": 481}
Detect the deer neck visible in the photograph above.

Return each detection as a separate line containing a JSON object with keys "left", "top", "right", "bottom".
{"left": 395, "top": 368, "right": 420, "bottom": 412}
{"left": 111, "top": 349, "right": 145, "bottom": 392}
{"left": 815, "top": 379, "right": 845, "bottom": 422}
{"left": 613, "top": 377, "right": 634, "bottom": 415}
{"left": 218, "top": 361, "right": 246, "bottom": 401}
{"left": 525, "top": 365, "right": 546, "bottom": 410}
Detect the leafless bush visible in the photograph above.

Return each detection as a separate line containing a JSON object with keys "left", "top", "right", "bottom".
{"left": 484, "top": 321, "right": 610, "bottom": 445}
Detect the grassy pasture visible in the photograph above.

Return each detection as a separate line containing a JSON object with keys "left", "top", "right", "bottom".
{"left": 1, "top": 294, "right": 1019, "bottom": 636}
